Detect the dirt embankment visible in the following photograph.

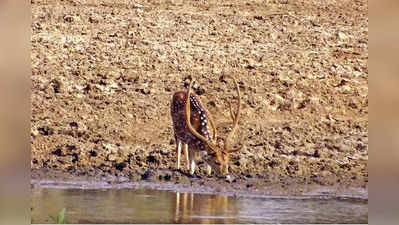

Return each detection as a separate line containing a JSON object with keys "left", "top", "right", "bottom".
{"left": 31, "top": 0, "right": 368, "bottom": 192}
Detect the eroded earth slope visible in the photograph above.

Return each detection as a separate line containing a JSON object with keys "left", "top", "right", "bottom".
{"left": 31, "top": 0, "right": 368, "bottom": 192}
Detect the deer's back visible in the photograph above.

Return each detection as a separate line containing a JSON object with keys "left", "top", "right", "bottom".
{"left": 171, "top": 91, "right": 214, "bottom": 151}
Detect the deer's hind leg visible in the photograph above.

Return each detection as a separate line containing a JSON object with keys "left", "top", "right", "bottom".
{"left": 176, "top": 137, "right": 182, "bottom": 170}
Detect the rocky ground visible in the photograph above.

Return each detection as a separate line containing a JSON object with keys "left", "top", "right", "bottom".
{"left": 31, "top": 0, "right": 368, "bottom": 194}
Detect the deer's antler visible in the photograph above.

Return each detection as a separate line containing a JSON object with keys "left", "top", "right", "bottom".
{"left": 223, "top": 77, "right": 242, "bottom": 152}
{"left": 185, "top": 77, "right": 242, "bottom": 153}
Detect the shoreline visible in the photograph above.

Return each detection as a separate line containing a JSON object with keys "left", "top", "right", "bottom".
{"left": 31, "top": 169, "right": 368, "bottom": 200}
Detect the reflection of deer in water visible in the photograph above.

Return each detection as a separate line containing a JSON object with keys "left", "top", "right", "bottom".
{"left": 170, "top": 76, "right": 243, "bottom": 176}
{"left": 173, "top": 192, "right": 234, "bottom": 224}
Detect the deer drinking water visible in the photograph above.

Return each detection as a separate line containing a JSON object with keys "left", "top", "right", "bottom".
{"left": 170, "top": 77, "right": 243, "bottom": 176}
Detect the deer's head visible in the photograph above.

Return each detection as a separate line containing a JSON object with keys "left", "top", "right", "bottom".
{"left": 185, "top": 76, "right": 243, "bottom": 175}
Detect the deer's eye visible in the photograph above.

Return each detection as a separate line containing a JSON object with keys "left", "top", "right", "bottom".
{"left": 214, "top": 161, "right": 221, "bottom": 166}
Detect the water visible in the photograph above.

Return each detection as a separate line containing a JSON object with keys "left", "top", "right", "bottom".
{"left": 31, "top": 187, "right": 367, "bottom": 224}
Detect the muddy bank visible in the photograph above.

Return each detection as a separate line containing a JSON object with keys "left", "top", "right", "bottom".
{"left": 31, "top": 168, "right": 367, "bottom": 200}
{"left": 31, "top": 0, "right": 368, "bottom": 191}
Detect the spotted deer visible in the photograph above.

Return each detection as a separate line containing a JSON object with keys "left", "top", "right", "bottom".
{"left": 170, "top": 76, "right": 242, "bottom": 176}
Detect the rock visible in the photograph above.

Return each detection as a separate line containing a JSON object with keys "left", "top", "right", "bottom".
{"left": 338, "top": 32, "right": 348, "bottom": 40}
{"left": 107, "top": 154, "right": 117, "bottom": 161}
{"left": 31, "top": 128, "right": 39, "bottom": 137}
{"left": 225, "top": 175, "right": 234, "bottom": 183}
{"left": 141, "top": 170, "right": 155, "bottom": 181}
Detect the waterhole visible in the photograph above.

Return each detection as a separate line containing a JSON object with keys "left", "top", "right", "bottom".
{"left": 31, "top": 187, "right": 367, "bottom": 224}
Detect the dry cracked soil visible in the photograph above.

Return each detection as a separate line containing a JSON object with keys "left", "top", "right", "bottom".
{"left": 31, "top": 0, "right": 368, "bottom": 195}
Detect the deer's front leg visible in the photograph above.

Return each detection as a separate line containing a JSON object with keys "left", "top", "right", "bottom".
{"left": 183, "top": 143, "right": 189, "bottom": 170}
{"left": 189, "top": 149, "right": 196, "bottom": 175}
